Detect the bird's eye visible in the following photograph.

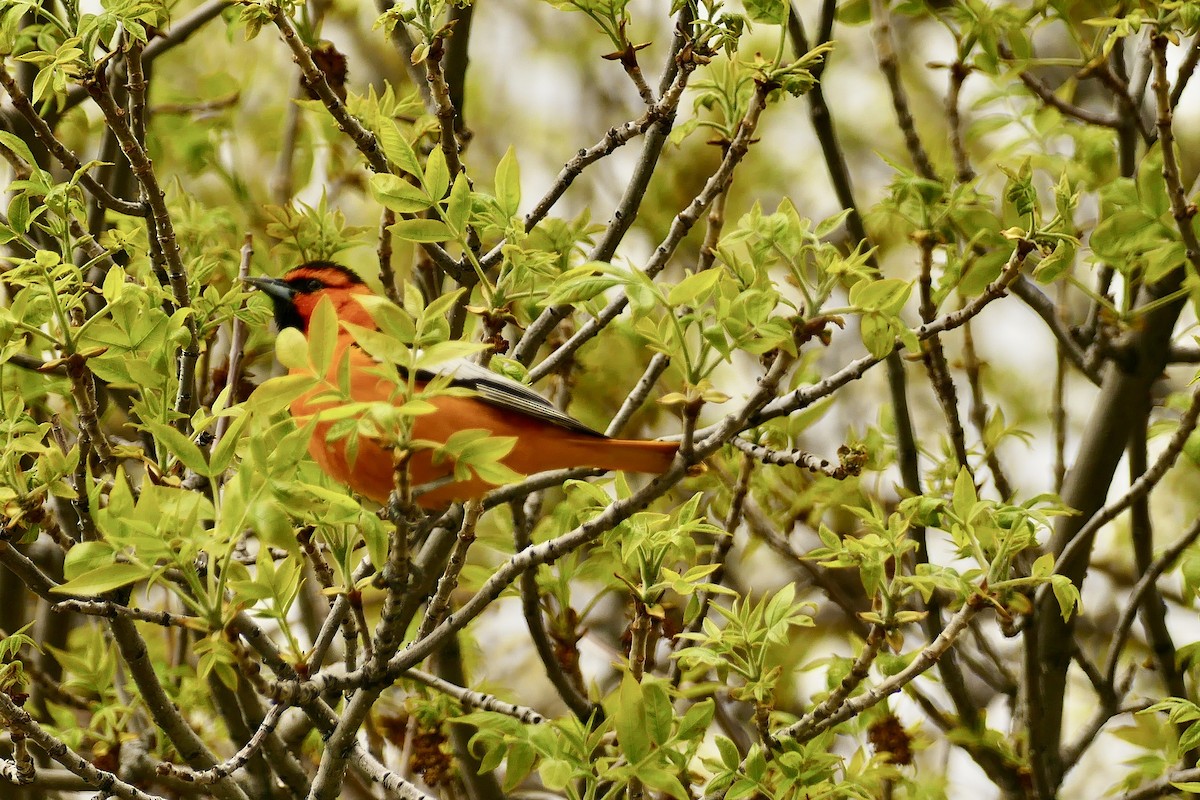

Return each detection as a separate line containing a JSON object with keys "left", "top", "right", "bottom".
{"left": 302, "top": 278, "right": 324, "bottom": 293}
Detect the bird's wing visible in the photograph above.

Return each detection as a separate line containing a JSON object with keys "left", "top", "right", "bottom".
{"left": 413, "top": 358, "right": 607, "bottom": 438}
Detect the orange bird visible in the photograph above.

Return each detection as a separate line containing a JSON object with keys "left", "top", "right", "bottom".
{"left": 247, "top": 262, "right": 680, "bottom": 508}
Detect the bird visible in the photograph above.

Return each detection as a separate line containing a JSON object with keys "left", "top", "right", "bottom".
{"left": 246, "top": 261, "right": 681, "bottom": 508}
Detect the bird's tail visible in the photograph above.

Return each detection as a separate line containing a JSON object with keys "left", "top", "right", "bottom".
{"left": 579, "top": 437, "right": 680, "bottom": 474}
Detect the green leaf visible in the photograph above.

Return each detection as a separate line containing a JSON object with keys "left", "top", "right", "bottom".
{"left": 640, "top": 767, "right": 689, "bottom": 800}
{"left": 423, "top": 147, "right": 450, "bottom": 200}
{"left": 445, "top": 174, "right": 471, "bottom": 235}
{"left": 390, "top": 218, "right": 453, "bottom": 243}
{"left": 1050, "top": 575, "right": 1081, "bottom": 620}
{"left": 275, "top": 326, "right": 309, "bottom": 371}
{"left": 859, "top": 313, "right": 896, "bottom": 359}
{"left": 643, "top": 679, "right": 673, "bottom": 746}
{"left": 495, "top": 146, "right": 521, "bottom": 217}
{"left": 677, "top": 698, "right": 714, "bottom": 740}
{"left": 849, "top": 278, "right": 912, "bottom": 313}
{"left": 538, "top": 758, "right": 572, "bottom": 790}
{"left": 545, "top": 274, "right": 620, "bottom": 305}
{"left": 0, "top": 131, "right": 38, "bottom": 172}
{"left": 143, "top": 420, "right": 211, "bottom": 477}
{"left": 952, "top": 467, "right": 978, "bottom": 519}
{"left": 209, "top": 412, "right": 250, "bottom": 475}
{"left": 247, "top": 374, "right": 319, "bottom": 416}
{"left": 377, "top": 120, "right": 423, "bottom": 176}
{"left": 63, "top": 541, "right": 118, "bottom": 579}
{"left": 308, "top": 295, "right": 339, "bottom": 376}
{"left": 615, "top": 672, "right": 650, "bottom": 763}
{"left": 1030, "top": 552, "right": 1054, "bottom": 579}
{"left": 370, "top": 174, "right": 432, "bottom": 213}
{"left": 667, "top": 269, "right": 722, "bottom": 306}
{"left": 53, "top": 563, "right": 150, "bottom": 595}
{"left": 744, "top": 0, "right": 788, "bottom": 25}
{"left": 1033, "top": 241, "right": 1074, "bottom": 284}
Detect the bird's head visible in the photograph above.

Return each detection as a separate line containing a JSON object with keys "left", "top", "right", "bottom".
{"left": 245, "top": 261, "right": 374, "bottom": 333}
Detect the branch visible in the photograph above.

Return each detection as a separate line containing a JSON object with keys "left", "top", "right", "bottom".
{"left": 507, "top": 12, "right": 696, "bottom": 359}
{"left": 729, "top": 437, "right": 865, "bottom": 479}
{"left": 0, "top": 65, "right": 146, "bottom": 217}
{"left": 156, "top": 705, "right": 284, "bottom": 786}
{"left": 1009, "top": 276, "right": 1102, "bottom": 384}
{"left": 776, "top": 601, "right": 982, "bottom": 743}
{"left": 52, "top": 600, "right": 199, "bottom": 629}
{"left": 751, "top": 241, "right": 1029, "bottom": 425}
{"left": 869, "top": 0, "right": 938, "bottom": 179}
{"left": 405, "top": 669, "right": 546, "bottom": 725}
{"left": 1044, "top": 362, "right": 1200, "bottom": 604}
{"left": 1121, "top": 766, "right": 1200, "bottom": 800}
{"left": 1101, "top": 514, "right": 1200, "bottom": 686}
{"left": 109, "top": 617, "right": 250, "bottom": 800}
{"left": 523, "top": 79, "right": 769, "bottom": 381}
{"left": 0, "top": 692, "right": 168, "bottom": 800}
{"left": 514, "top": 496, "right": 597, "bottom": 721}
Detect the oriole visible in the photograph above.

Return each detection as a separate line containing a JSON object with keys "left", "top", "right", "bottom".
{"left": 247, "top": 262, "right": 680, "bottom": 508}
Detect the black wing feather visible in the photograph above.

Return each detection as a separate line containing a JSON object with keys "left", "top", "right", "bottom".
{"left": 413, "top": 360, "right": 607, "bottom": 438}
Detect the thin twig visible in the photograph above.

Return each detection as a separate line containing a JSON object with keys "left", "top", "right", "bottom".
{"left": 729, "top": 437, "right": 864, "bottom": 479}
{"left": 0, "top": 65, "right": 145, "bottom": 217}
{"left": 1045, "top": 379, "right": 1200, "bottom": 597}
{"left": 776, "top": 602, "right": 982, "bottom": 743}
{"left": 513, "top": 496, "right": 596, "bottom": 721}
{"left": 406, "top": 669, "right": 546, "bottom": 724}
{"left": 751, "top": 242, "right": 1029, "bottom": 425}
{"left": 52, "top": 600, "right": 199, "bottom": 629}
{"left": 869, "top": 0, "right": 938, "bottom": 179}
{"left": 0, "top": 692, "right": 167, "bottom": 800}
{"left": 415, "top": 499, "right": 483, "bottom": 640}
{"left": 212, "top": 235, "right": 253, "bottom": 450}
{"left": 1101, "top": 514, "right": 1200, "bottom": 686}
{"left": 524, "top": 80, "right": 770, "bottom": 382}
{"left": 156, "top": 706, "right": 284, "bottom": 785}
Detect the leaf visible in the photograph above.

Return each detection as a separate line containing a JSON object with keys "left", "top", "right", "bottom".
{"left": 247, "top": 374, "right": 319, "bottom": 416}
{"left": 1050, "top": 575, "right": 1081, "bottom": 620}
{"left": 143, "top": 420, "right": 211, "bottom": 477}
{"left": 667, "top": 269, "right": 722, "bottom": 306}
{"left": 538, "top": 759, "right": 572, "bottom": 790}
{"left": 423, "top": 147, "right": 450, "bottom": 200}
{"left": 275, "top": 326, "right": 309, "bottom": 371}
{"left": 495, "top": 146, "right": 520, "bottom": 217}
{"left": 377, "top": 120, "right": 423, "bottom": 176}
{"left": 677, "top": 698, "right": 714, "bottom": 740}
{"left": 615, "top": 673, "right": 650, "bottom": 763}
{"left": 445, "top": 174, "right": 471, "bottom": 235}
{"left": 390, "top": 218, "right": 453, "bottom": 243}
{"left": 849, "top": 278, "right": 912, "bottom": 313}
{"left": 545, "top": 275, "right": 620, "bottom": 305}
{"left": 308, "top": 295, "right": 339, "bottom": 376}
{"left": 0, "top": 131, "right": 38, "bottom": 172}
{"left": 859, "top": 313, "right": 896, "bottom": 359}
{"left": 744, "top": 0, "right": 788, "bottom": 25}
{"left": 53, "top": 563, "right": 150, "bottom": 595}
{"left": 370, "top": 174, "right": 432, "bottom": 213}
{"left": 209, "top": 412, "right": 250, "bottom": 475}
{"left": 640, "top": 767, "right": 689, "bottom": 800}
{"left": 1030, "top": 552, "right": 1054, "bottom": 579}
{"left": 1033, "top": 241, "right": 1074, "bottom": 284}
{"left": 643, "top": 680, "right": 673, "bottom": 746}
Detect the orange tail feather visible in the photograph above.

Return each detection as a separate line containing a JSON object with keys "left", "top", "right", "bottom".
{"left": 574, "top": 437, "right": 680, "bottom": 474}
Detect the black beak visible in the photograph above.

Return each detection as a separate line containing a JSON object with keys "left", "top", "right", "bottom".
{"left": 245, "top": 275, "right": 304, "bottom": 331}
{"left": 244, "top": 275, "right": 296, "bottom": 303}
